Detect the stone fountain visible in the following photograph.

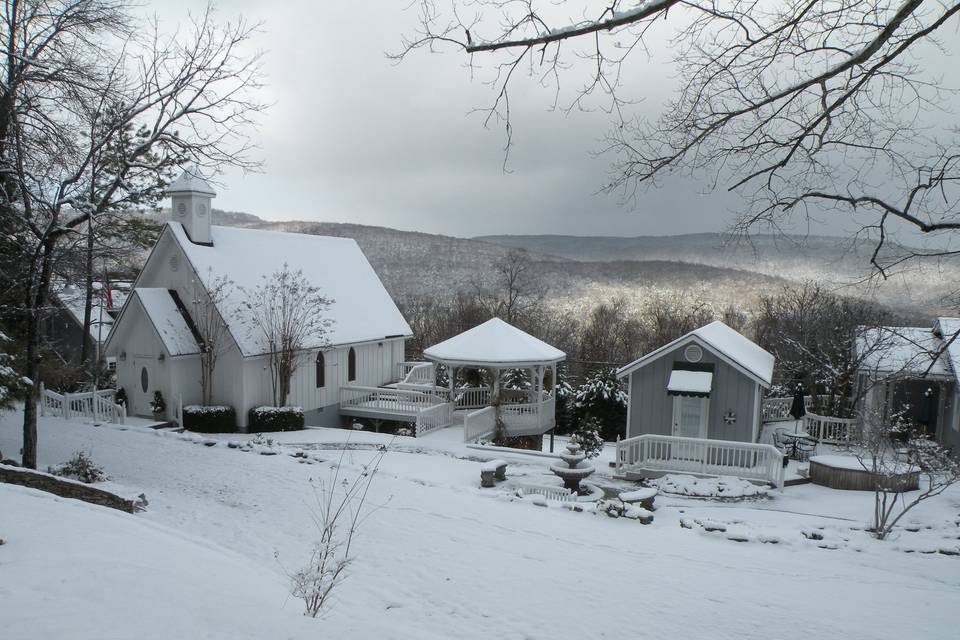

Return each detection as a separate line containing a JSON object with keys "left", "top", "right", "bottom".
{"left": 550, "top": 442, "right": 596, "bottom": 493}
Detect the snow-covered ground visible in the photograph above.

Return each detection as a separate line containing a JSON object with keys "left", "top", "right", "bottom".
{"left": 2, "top": 412, "right": 959, "bottom": 639}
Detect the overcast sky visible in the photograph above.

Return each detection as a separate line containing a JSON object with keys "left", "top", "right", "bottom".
{"left": 147, "top": 1, "right": 954, "bottom": 246}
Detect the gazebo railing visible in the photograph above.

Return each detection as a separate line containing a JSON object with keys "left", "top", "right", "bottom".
{"left": 462, "top": 396, "right": 557, "bottom": 442}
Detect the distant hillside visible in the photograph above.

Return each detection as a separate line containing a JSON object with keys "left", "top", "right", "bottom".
{"left": 124, "top": 211, "right": 942, "bottom": 319}
{"left": 476, "top": 233, "right": 958, "bottom": 314}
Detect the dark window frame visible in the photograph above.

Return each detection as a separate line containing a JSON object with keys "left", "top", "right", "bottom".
{"left": 316, "top": 351, "right": 325, "bottom": 388}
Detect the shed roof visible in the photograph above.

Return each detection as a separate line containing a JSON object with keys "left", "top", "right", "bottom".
{"left": 423, "top": 318, "right": 565, "bottom": 367}
{"left": 134, "top": 288, "right": 201, "bottom": 357}
{"left": 617, "top": 321, "right": 774, "bottom": 386}
{"left": 168, "top": 223, "right": 412, "bottom": 357}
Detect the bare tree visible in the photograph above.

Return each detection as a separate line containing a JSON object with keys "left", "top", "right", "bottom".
{"left": 754, "top": 282, "right": 900, "bottom": 414}
{"left": 191, "top": 268, "right": 234, "bottom": 406}
{"left": 0, "top": 1, "right": 265, "bottom": 468}
{"left": 850, "top": 410, "right": 960, "bottom": 540}
{"left": 475, "top": 250, "right": 546, "bottom": 324}
{"left": 286, "top": 442, "right": 387, "bottom": 617}
{"left": 398, "top": 2, "right": 960, "bottom": 275}
{"left": 243, "top": 264, "right": 333, "bottom": 407}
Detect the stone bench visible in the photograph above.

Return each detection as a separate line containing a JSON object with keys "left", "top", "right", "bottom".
{"left": 480, "top": 459, "right": 508, "bottom": 488}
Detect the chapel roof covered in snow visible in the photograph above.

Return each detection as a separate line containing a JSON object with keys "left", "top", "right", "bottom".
{"left": 423, "top": 318, "right": 565, "bottom": 367}
{"left": 617, "top": 320, "right": 775, "bottom": 386}
{"left": 167, "top": 222, "right": 411, "bottom": 357}
{"left": 133, "top": 288, "right": 201, "bottom": 357}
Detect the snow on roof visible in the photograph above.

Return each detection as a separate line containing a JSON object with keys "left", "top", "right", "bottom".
{"left": 51, "top": 281, "right": 130, "bottom": 343}
{"left": 423, "top": 318, "right": 565, "bottom": 366}
{"left": 168, "top": 223, "right": 411, "bottom": 356}
{"left": 617, "top": 321, "right": 774, "bottom": 386}
{"left": 692, "top": 322, "right": 775, "bottom": 385}
{"left": 936, "top": 317, "right": 960, "bottom": 379}
{"left": 856, "top": 326, "right": 951, "bottom": 378}
{"left": 166, "top": 169, "right": 216, "bottom": 196}
{"left": 667, "top": 370, "right": 713, "bottom": 396}
{"left": 134, "top": 288, "right": 200, "bottom": 357}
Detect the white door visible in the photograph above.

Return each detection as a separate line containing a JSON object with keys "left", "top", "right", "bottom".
{"left": 132, "top": 357, "right": 155, "bottom": 416}
{"left": 672, "top": 396, "right": 708, "bottom": 438}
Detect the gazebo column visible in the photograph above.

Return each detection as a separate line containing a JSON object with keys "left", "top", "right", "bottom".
{"left": 448, "top": 365, "right": 456, "bottom": 402}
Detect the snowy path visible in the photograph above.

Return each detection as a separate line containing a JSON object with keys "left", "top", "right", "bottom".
{"left": 2, "top": 415, "right": 959, "bottom": 639}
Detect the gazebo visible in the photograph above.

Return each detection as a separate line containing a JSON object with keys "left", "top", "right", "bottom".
{"left": 423, "top": 318, "right": 566, "bottom": 442}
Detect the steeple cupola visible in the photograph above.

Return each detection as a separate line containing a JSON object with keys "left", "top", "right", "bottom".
{"left": 167, "top": 168, "right": 216, "bottom": 245}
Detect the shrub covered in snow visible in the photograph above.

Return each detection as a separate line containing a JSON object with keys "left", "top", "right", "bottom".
{"left": 48, "top": 451, "right": 106, "bottom": 483}
{"left": 570, "top": 418, "right": 604, "bottom": 459}
{"left": 653, "top": 474, "right": 768, "bottom": 499}
{"left": 0, "top": 331, "right": 26, "bottom": 411}
{"left": 183, "top": 405, "right": 236, "bottom": 433}
{"left": 248, "top": 406, "right": 304, "bottom": 432}
{"left": 571, "top": 368, "right": 627, "bottom": 440}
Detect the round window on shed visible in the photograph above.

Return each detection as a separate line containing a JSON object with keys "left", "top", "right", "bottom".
{"left": 684, "top": 344, "right": 703, "bottom": 363}
{"left": 140, "top": 367, "right": 149, "bottom": 393}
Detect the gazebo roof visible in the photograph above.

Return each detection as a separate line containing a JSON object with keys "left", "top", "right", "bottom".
{"left": 424, "top": 318, "right": 566, "bottom": 367}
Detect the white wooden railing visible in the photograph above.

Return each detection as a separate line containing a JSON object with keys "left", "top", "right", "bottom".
{"left": 39, "top": 383, "right": 126, "bottom": 424}
{"left": 762, "top": 394, "right": 851, "bottom": 422}
{"left": 340, "top": 385, "right": 444, "bottom": 414}
{"left": 396, "top": 362, "right": 435, "bottom": 389}
{"left": 415, "top": 401, "right": 453, "bottom": 437}
{"left": 464, "top": 406, "right": 497, "bottom": 442}
{"left": 615, "top": 434, "right": 784, "bottom": 489}
{"left": 462, "top": 396, "right": 557, "bottom": 442}
{"left": 803, "top": 412, "right": 856, "bottom": 444}
{"left": 452, "top": 386, "right": 490, "bottom": 409}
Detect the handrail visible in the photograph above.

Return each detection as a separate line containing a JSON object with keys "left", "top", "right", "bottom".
{"left": 615, "top": 434, "right": 784, "bottom": 489}
{"left": 39, "top": 383, "right": 125, "bottom": 424}
{"left": 803, "top": 411, "right": 856, "bottom": 444}
{"left": 463, "top": 406, "right": 496, "bottom": 442}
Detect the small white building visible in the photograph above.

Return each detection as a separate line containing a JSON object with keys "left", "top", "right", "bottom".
{"left": 104, "top": 170, "right": 412, "bottom": 429}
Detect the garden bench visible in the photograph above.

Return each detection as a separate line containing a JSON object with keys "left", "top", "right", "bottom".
{"left": 480, "top": 459, "right": 508, "bottom": 487}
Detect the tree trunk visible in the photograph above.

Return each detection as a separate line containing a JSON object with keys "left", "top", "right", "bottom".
{"left": 22, "top": 238, "right": 56, "bottom": 469}
{"left": 79, "top": 219, "right": 95, "bottom": 366}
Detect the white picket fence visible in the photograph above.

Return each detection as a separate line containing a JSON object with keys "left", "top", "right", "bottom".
{"left": 515, "top": 483, "right": 574, "bottom": 502}
{"left": 615, "top": 434, "right": 785, "bottom": 489}
{"left": 39, "top": 383, "right": 126, "bottom": 424}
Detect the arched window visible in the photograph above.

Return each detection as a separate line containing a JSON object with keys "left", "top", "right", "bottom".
{"left": 315, "top": 352, "right": 325, "bottom": 388}
{"left": 347, "top": 347, "right": 357, "bottom": 382}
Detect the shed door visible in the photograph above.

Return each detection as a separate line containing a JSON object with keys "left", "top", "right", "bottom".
{"left": 672, "top": 396, "right": 708, "bottom": 439}
{"left": 133, "top": 357, "right": 155, "bottom": 416}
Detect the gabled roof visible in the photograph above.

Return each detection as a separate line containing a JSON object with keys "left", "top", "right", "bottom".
{"left": 166, "top": 169, "right": 216, "bottom": 196}
{"left": 423, "top": 318, "right": 565, "bottom": 367}
{"left": 168, "top": 222, "right": 411, "bottom": 357}
{"left": 134, "top": 288, "right": 201, "bottom": 357}
{"left": 856, "top": 320, "right": 957, "bottom": 381}
{"left": 617, "top": 321, "right": 774, "bottom": 386}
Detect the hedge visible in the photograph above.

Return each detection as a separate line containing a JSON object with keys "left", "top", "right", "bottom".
{"left": 183, "top": 405, "right": 237, "bottom": 433}
{"left": 248, "top": 406, "right": 304, "bottom": 432}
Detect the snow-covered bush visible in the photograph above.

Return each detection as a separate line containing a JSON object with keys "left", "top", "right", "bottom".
{"left": 48, "top": 451, "right": 106, "bottom": 483}
{"left": 570, "top": 417, "right": 604, "bottom": 459}
{"left": 395, "top": 426, "right": 414, "bottom": 438}
{"left": 115, "top": 387, "right": 127, "bottom": 408}
{"left": 248, "top": 405, "right": 304, "bottom": 432}
{"left": 572, "top": 368, "right": 627, "bottom": 440}
{"left": 150, "top": 390, "right": 166, "bottom": 415}
{"left": 183, "top": 405, "right": 236, "bottom": 433}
